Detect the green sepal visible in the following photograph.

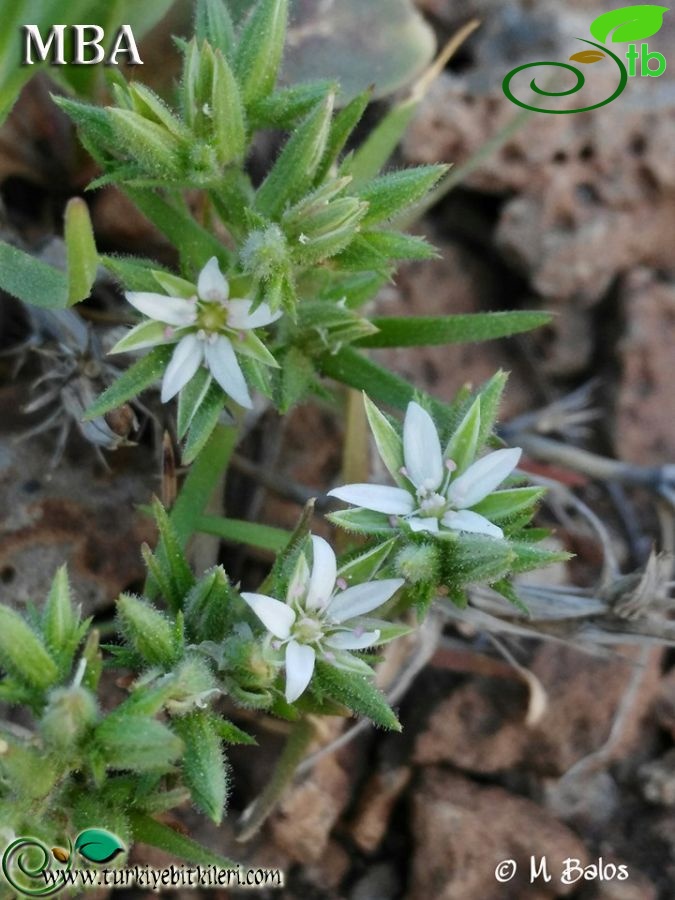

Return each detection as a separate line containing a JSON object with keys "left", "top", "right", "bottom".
{"left": 177, "top": 369, "right": 213, "bottom": 439}
{"left": 126, "top": 83, "right": 190, "bottom": 139}
{"left": 173, "top": 711, "right": 229, "bottom": 824}
{"left": 210, "top": 715, "right": 257, "bottom": 745}
{"left": 106, "top": 108, "right": 183, "bottom": 177}
{"left": 364, "top": 393, "right": 406, "bottom": 486}
{"left": 472, "top": 488, "right": 546, "bottom": 524}
{"left": 507, "top": 541, "right": 572, "bottom": 574}
{"left": 149, "top": 498, "right": 196, "bottom": 609}
{"left": 355, "top": 230, "right": 439, "bottom": 261}
{"left": 0, "top": 606, "right": 59, "bottom": 692}
{"left": 338, "top": 538, "right": 398, "bottom": 585}
{"left": 235, "top": 0, "right": 289, "bottom": 106}
{"left": 195, "top": 0, "right": 236, "bottom": 58}
{"left": 249, "top": 81, "right": 335, "bottom": 129}
{"left": 184, "top": 566, "right": 237, "bottom": 643}
{"left": 327, "top": 508, "right": 395, "bottom": 536}
{"left": 116, "top": 594, "right": 181, "bottom": 668}
{"left": 312, "top": 661, "right": 400, "bottom": 731}
{"left": 41, "top": 566, "right": 88, "bottom": 674}
{"left": 182, "top": 382, "right": 228, "bottom": 465}
{"left": 94, "top": 716, "right": 184, "bottom": 773}
{"left": 490, "top": 578, "right": 530, "bottom": 615}
{"left": 444, "top": 397, "right": 481, "bottom": 475}
{"left": 437, "top": 533, "right": 515, "bottom": 586}
{"left": 255, "top": 93, "right": 335, "bottom": 218}
{"left": 316, "top": 88, "right": 372, "bottom": 183}
{"left": 212, "top": 49, "right": 247, "bottom": 166}
{"left": 84, "top": 345, "right": 173, "bottom": 419}
{"left": 276, "top": 346, "right": 315, "bottom": 412}
{"left": 152, "top": 269, "right": 197, "bottom": 298}
{"left": 357, "top": 165, "right": 447, "bottom": 225}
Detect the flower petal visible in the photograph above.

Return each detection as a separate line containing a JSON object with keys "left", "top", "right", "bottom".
{"left": 197, "top": 256, "right": 229, "bottom": 302}
{"left": 328, "top": 579, "right": 404, "bottom": 623}
{"left": 125, "top": 292, "right": 196, "bottom": 327}
{"left": 161, "top": 335, "right": 204, "bottom": 402}
{"left": 407, "top": 517, "right": 439, "bottom": 533}
{"left": 446, "top": 447, "right": 522, "bottom": 509}
{"left": 327, "top": 484, "right": 414, "bottom": 516}
{"left": 324, "top": 629, "right": 380, "bottom": 650}
{"left": 227, "top": 299, "right": 283, "bottom": 330}
{"left": 285, "top": 640, "right": 316, "bottom": 703}
{"left": 241, "top": 592, "right": 295, "bottom": 639}
{"left": 306, "top": 536, "right": 336, "bottom": 610}
{"left": 403, "top": 401, "right": 443, "bottom": 490}
{"left": 442, "top": 509, "right": 504, "bottom": 539}
{"left": 204, "top": 335, "right": 253, "bottom": 409}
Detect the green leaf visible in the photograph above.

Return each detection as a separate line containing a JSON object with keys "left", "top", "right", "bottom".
{"left": 75, "top": 828, "right": 125, "bottom": 864}
{"left": 177, "top": 369, "right": 213, "bottom": 440}
{"left": 85, "top": 345, "right": 173, "bottom": 419}
{"left": 444, "top": 397, "right": 481, "bottom": 475}
{"left": 124, "top": 188, "right": 231, "bottom": 274}
{"left": 363, "top": 394, "right": 406, "bottom": 486}
{"left": 64, "top": 198, "right": 98, "bottom": 306}
{"left": 170, "top": 425, "right": 238, "bottom": 546}
{"left": 319, "top": 347, "right": 449, "bottom": 419}
{"left": 101, "top": 254, "right": 171, "bottom": 291}
{"left": 357, "top": 166, "right": 446, "bottom": 224}
{"left": 358, "top": 311, "right": 551, "bottom": 348}
{"left": 438, "top": 533, "right": 515, "bottom": 586}
{"left": 173, "top": 712, "right": 228, "bottom": 824}
{"left": 41, "top": 566, "right": 86, "bottom": 671}
{"left": 183, "top": 566, "right": 237, "bottom": 642}
{"left": 235, "top": 0, "right": 289, "bottom": 106}
{"left": 255, "top": 93, "right": 335, "bottom": 218}
{"left": 346, "top": 97, "right": 418, "bottom": 186}
{"left": 0, "top": 240, "right": 68, "bottom": 309}
{"left": 182, "top": 383, "right": 228, "bottom": 465}
{"left": 474, "top": 371, "right": 508, "bottom": 450}
{"left": 312, "top": 661, "right": 400, "bottom": 730}
{"left": 129, "top": 812, "right": 238, "bottom": 867}
{"left": 327, "top": 507, "right": 395, "bottom": 536}
{"left": 590, "top": 5, "right": 669, "bottom": 43}
{"left": 197, "top": 516, "right": 290, "bottom": 552}
{"left": 508, "top": 541, "right": 572, "bottom": 574}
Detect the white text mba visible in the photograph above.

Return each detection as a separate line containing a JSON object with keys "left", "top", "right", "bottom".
{"left": 22, "top": 25, "right": 142, "bottom": 66}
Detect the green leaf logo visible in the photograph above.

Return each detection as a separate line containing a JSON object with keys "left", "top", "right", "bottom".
{"left": 590, "top": 5, "right": 669, "bottom": 43}
{"left": 74, "top": 829, "right": 125, "bottom": 864}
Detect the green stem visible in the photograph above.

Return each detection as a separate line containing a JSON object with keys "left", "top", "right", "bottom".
{"left": 235, "top": 719, "right": 316, "bottom": 842}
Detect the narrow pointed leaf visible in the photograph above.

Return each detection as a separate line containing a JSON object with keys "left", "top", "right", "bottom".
{"left": 358, "top": 311, "right": 551, "bottom": 348}
{"left": 235, "top": 0, "right": 289, "bottom": 106}
{"left": 85, "top": 345, "right": 173, "bottom": 419}
{"left": 173, "top": 712, "right": 229, "bottom": 824}
{"left": 64, "top": 198, "right": 98, "bottom": 306}
{"left": 312, "top": 661, "right": 400, "bottom": 730}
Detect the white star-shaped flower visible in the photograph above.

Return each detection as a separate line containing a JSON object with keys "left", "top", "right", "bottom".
{"left": 328, "top": 401, "right": 522, "bottom": 538}
{"left": 241, "top": 536, "right": 404, "bottom": 703}
{"left": 111, "top": 257, "right": 282, "bottom": 408}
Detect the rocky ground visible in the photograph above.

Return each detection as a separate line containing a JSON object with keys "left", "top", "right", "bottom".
{"left": 1, "top": 0, "right": 675, "bottom": 897}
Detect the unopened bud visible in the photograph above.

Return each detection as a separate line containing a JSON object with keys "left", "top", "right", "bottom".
{"left": 41, "top": 686, "right": 98, "bottom": 748}
{"left": 395, "top": 544, "right": 439, "bottom": 585}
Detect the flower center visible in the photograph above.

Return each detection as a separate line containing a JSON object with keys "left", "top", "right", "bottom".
{"left": 196, "top": 300, "right": 229, "bottom": 334}
{"left": 293, "top": 616, "right": 324, "bottom": 645}
{"left": 417, "top": 491, "right": 448, "bottom": 518}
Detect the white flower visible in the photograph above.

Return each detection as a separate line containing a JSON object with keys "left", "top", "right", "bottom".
{"left": 328, "top": 401, "right": 522, "bottom": 539}
{"left": 111, "top": 257, "right": 282, "bottom": 408}
{"left": 241, "top": 536, "right": 404, "bottom": 703}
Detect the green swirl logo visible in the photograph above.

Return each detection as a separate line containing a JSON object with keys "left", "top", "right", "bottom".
{"left": 502, "top": 4, "right": 668, "bottom": 114}
{"left": 1, "top": 837, "right": 73, "bottom": 897}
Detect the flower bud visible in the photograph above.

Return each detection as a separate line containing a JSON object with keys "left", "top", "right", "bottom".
{"left": 41, "top": 686, "right": 98, "bottom": 749}
{"left": 165, "top": 657, "right": 220, "bottom": 716}
{"left": 395, "top": 544, "right": 440, "bottom": 585}
{"left": 240, "top": 225, "right": 290, "bottom": 282}
{"left": 106, "top": 108, "right": 183, "bottom": 177}
{"left": 0, "top": 607, "right": 59, "bottom": 691}
{"left": 116, "top": 594, "right": 179, "bottom": 668}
